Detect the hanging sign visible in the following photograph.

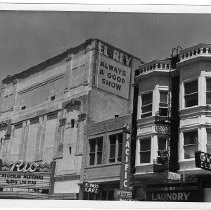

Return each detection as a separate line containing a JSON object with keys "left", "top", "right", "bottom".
{"left": 83, "top": 182, "right": 99, "bottom": 194}
{"left": 195, "top": 151, "right": 211, "bottom": 171}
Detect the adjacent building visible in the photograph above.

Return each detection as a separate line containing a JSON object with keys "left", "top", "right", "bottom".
{"left": 0, "top": 38, "right": 143, "bottom": 199}
{"left": 133, "top": 44, "right": 211, "bottom": 202}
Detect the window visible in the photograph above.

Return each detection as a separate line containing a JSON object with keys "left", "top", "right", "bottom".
{"left": 158, "top": 137, "right": 168, "bottom": 152}
{"left": 21, "top": 105, "right": 26, "bottom": 110}
{"left": 184, "top": 80, "right": 198, "bottom": 107}
{"left": 89, "top": 137, "right": 103, "bottom": 165}
{"left": 71, "top": 119, "right": 75, "bottom": 128}
{"left": 50, "top": 95, "right": 55, "bottom": 101}
{"left": 183, "top": 130, "right": 198, "bottom": 159}
{"left": 207, "top": 130, "right": 211, "bottom": 154}
{"left": 140, "top": 138, "right": 151, "bottom": 163}
{"left": 109, "top": 133, "right": 123, "bottom": 163}
{"left": 206, "top": 78, "right": 211, "bottom": 104}
{"left": 141, "top": 92, "right": 153, "bottom": 118}
{"left": 159, "top": 91, "right": 168, "bottom": 116}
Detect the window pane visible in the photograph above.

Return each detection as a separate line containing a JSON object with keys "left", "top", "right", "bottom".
{"left": 89, "top": 153, "right": 95, "bottom": 165}
{"left": 207, "top": 144, "right": 211, "bottom": 154}
{"left": 184, "top": 145, "right": 198, "bottom": 159}
{"left": 141, "top": 112, "right": 152, "bottom": 118}
{"left": 207, "top": 78, "right": 211, "bottom": 91}
{"left": 97, "top": 152, "right": 102, "bottom": 164}
{"left": 117, "top": 139, "right": 123, "bottom": 162}
{"left": 184, "top": 80, "right": 198, "bottom": 95}
{"left": 159, "top": 108, "right": 168, "bottom": 116}
{"left": 142, "top": 104, "right": 152, "bottom": 113}
{"left": 160, "top": 91, "right": 168, "bottom": 103}
{"left": 206, "top": 92, "right": 211, "bottom": 104}
{"left": 90, "top": 140, "right": 96, "bottom": 153}
{"left": 185, "top": 93, "right": 198, "bottom": 107}
{"left": 140, "top": 139, "right": 151, "bottom": 151}
{"left": 207, "top": 130, "right": 211, "bottom": 144}
{"left": 158, "top": 138, "right": 167, "bottom": 151}
{"left": 109, "top": 144, "right": 116, "bottom": 162}
{"left": 97, "top": 140, "right": 103, "bottom": 152}
{"left": 142, "top": 93, "right": 152, "bottom": 106}
{"left": 140, "top": 151, "right": 151, "bottom": 163}
{"left": 184, "top": 131, "right": 198, "bottom": 145}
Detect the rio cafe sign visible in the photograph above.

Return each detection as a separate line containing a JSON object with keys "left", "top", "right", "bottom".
{"left": 96, "top": 41, "right": 132, "bottom": 99}
{"left": 0, "top": 160, "right": 51, "bottom": 192}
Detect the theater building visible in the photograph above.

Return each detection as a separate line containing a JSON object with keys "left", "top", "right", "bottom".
{"left": 133, "top": 44, "right": 211, "bottom": 202}
{"left": 0, "top": 38, "right": 143, "bottom": 199}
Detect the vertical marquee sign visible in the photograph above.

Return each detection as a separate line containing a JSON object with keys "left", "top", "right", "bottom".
{"left": 0, "top": 159, "right": 51, "bottom": 194}
{"left": 118, "top": 126, "right": 132, "bottom": 201}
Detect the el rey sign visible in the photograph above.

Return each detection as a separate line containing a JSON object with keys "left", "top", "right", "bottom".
{"left": 96, "top": 41, "right": 132, "bottom": 99}
{"left": 195, "top": 151, "right": 211, "bottom": 171}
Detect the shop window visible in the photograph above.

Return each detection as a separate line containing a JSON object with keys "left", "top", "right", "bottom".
{"left": 183, "top": 130, "right": 198, "bottom": 159}
{"left": 140, "top": 138, "right": 151, "bottom": 163}
{"left": 207, "top": 130, "right": 211, "bottom": 154}
{"left": 159, "top": 91, "right": 168, "bottom": 116}
{"left": 101, "top": 189, "right": 114, "bottom": 200}
{"left": 89, "top": 137, "right": 103, "bottom": 166}
{"left": 141, "top": 92, "right": 153, "bottom": 118}
{"left": 109, "top": 133, "right": 123, "bottom": 163}
{"left": 184, "top": 80, "right": 198, "bottom": 107}
{"left": 206, "top": 78, "right": 211, "bottom": 104}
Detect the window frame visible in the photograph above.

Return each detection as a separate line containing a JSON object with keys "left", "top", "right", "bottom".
{"left": 207, "top": 129, "right": 211, "bottom": 154}
{"left": 139, "top": 137, "right": 151, "bottom": 164}
{"left": 88, "top": 136, "right": 103, "bottom": 166}
{"left": 183, "top": 130, "right": 198, "bottom": 160}
{"left": 108, "top": 133, "right": 123, "bottom": 163}
{"left": 184, "top": 79, "right": 198, "bottom": 108}
{"left": 206, "top": 77, "right": 211, "bottom": 105}
{"left": 141, "top": 91, "right": 153, "bottom": 119}
{"left": 159, "top": 90, "right": 169, "bottom": 116}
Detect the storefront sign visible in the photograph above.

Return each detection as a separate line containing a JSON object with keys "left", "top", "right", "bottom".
{"left": 165, "top": 172, "right": 181, "bottom": 181}
{"left": 98, "top": 41, "right": 132, "bottom": 67}
{"left": 116, "top": 190, "right": 132, "bottom": 201}
{"left": 0, "top": 160, "right": 51, "bottom": 193}
{"left": 195, "top": 151, "right": 211, "bottom": 171}
{"left": 146, "top": 184, "right": 200, "bottom": 202}
{"left": 97, "top": 55, "right": 131, "bottom": 99}
{"left": 83, "top": 182, "right": 99, "bottom": 194}
{"left": 120, "top": 132, "right": 131, "bottom": 191}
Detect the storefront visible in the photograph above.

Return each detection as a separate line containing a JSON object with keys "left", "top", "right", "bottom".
{"left": 146, "top": 182, "right": 201, "bottom": 202}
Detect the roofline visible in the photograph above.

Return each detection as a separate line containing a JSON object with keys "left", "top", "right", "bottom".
{"left": 2, "top": 37, "right": 144, "bottom": 85}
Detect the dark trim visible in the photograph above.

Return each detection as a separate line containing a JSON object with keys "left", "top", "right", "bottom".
{"left": 54, "top": 174, "right": 80, "bottom": 182}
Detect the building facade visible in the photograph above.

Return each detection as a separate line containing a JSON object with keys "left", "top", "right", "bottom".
{"left": 133, "top": 44, "right": 211, "bottom": 202}
{"left": 0, "top": 38, "right": 143, "bottom": 199}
